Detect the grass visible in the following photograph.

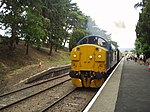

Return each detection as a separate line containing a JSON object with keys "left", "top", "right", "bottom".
{"left": 0, "top": 43, "right": 71, "bottom": 76}
{"left": 0, "top": 43, "right": 71, "bottom": 92}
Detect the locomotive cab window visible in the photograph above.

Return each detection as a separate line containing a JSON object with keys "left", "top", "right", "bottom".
{"left": 88, "top": 36, "right": 98, "bottom": 44}
{"left": 77, "top": 36, "right": 107, "bottom": 48}
{"left": 78, "top": 38, "right": 87, "bottom": 45}
{"left": 87, "top": 36, "right": 106, "bottom": 47}
{"left": 97, "top": 38, "right": 106, "bottom": 47}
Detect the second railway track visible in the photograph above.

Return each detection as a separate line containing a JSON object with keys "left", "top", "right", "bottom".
{"left": 0, "top": 73, "right": 72, "bottom": 111}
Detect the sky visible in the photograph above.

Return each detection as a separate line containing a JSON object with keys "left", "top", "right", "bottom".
{"left": 72, "top": 0, "right": 141, "bottom": 49}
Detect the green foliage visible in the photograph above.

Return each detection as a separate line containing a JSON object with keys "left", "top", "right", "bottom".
{"left": 0, "top": 0, "right": 24, "bottom": 49}
{"left": 69, "top": 29, "right": 86, "bottom": 51}
{"left": 0, "top": 0, "right": 89, "bottom": 55}
{"left": 134, "top": 38, "right": 142, "bottom": 54}
{"left": 21, "top": 6, "right": 46, "bottom": 49}
{"left": 130, "top": 49, "right": 136, "bottom": 53}
{"left": 135, "top": 0, "right": 150, "bottom": 58}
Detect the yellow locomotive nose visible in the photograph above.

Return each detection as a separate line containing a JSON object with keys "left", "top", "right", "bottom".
{"left": 70, "top": 44, "right": 106, "bottom": 72}
{"left": 70, "top": 44, "right": 107, "bottom": 88}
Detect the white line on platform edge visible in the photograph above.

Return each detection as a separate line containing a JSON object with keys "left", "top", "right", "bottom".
{"left": 83, "top": 58, "right": 124, "bottom": 112}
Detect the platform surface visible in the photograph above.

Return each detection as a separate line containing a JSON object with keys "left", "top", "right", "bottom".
{"left": 88, "top": 59, "right": 150, "bottom": 112}
{"left": 115, "top": 60, "right": 150, "bottom": 112}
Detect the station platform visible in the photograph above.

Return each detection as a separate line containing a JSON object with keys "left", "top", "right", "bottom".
{"left": 85, "top": 58, "right": 150, "bottom": 112}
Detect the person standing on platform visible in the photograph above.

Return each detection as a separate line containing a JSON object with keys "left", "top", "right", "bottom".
{"left": 139, "top": 53, "right": 144, "bottom": 65}
{"left": 143, "top": 54, "right": 146, "bottom": 65}
{"left": 134, "top": 54, "right": 138, "bottom": 63}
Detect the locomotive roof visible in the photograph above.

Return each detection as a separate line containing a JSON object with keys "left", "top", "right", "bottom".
{"left": 77, "top": 35, "right": 110, "bottom": 45}
{"left": 76, "top": 35, "right": 118, "bottom": 51}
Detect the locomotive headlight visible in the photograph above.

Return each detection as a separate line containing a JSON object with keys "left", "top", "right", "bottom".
{"left": 95, "top": 48, "right": 101, "bottom": 52}
{"left": 74, "top": 48, "right": 77, "bottom": 51}
{"left": 74, "top": 47, "right": 80, "bottom": 51}
{"left": 89, "top": 56, "right": 93, "bottom": 59}
{"left": 98, "top": 55, "right": 101, "bottom": 58}
{"left": 73, "top": 54, "right": 77, "bottom": 58}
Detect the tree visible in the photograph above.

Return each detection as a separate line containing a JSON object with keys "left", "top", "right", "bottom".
{"left": 134, "top": 0, "right": 147, "bottom": 8}
{"left": 41, "top": 0, "right": 73, "bottom": 55}
{"left": 0, "top": 0, "right": 24, "bottom": 50}
{"left": 135, "top": 0, "right": 150, "bottom": 58}
{"left": 69, "top": 29, "right": 86, "bottom": 51}
{"left": 0, "top": 0, "right": 89, "bottom": 55}
{"left": 0, "top": 0, "right": 46, "bottom": 55}
{"left": 62, "top": 3, "right": 88, "bottom": 48}
{"left": 20, "top": 0, "right": 46, "bottom": 54}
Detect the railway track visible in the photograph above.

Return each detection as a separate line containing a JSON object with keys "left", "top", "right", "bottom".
{"left": 0, "top": 73, "right": 69, "bottom": 97}
{"left": 0, "top": 61, "right": 121, "bottom": 112}
{"left": 42, "top": 88, "right": 97, "bottom": 112}
{"left": 0, "top": 73, "right": 97, "bottom": 112}
{"left": 0, "top": 73, "right": 72, "bottom": 111}
{"left": 40, "top": 88, "right": 77, "bottom": 112}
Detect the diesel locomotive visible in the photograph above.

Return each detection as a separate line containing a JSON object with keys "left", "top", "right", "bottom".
{"left": 69, "top": 35, "right": 122, "bottom": 88}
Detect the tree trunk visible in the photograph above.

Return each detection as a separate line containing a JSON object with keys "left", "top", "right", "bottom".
{"left": 10, "top": 27, "right": 18, "bottom": 50}
{"left": 10, "top": 31, "right": 16, "bottom": 50}
{"left": 37, "top": 45, "right": 40, "bottom": 50}
{"left": 16, "top": 37, "right": 19, "bottom": 45}
{"left": 26, "top": 41, "right": 29, "bottom": 55}
{"left": 26, "top": 37, "right": 30, "bottom": 55}
{"left": 49, "top": 43, "right": 53, "bottom": 55}
{"left": 55, "top": 44, "right": 58, "bottom": 52}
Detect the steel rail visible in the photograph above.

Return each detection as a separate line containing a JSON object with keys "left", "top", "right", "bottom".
{"left": 0, "top": 73, "right": 69, "bottom": 97}
{"left": 0, "top": 78, "right": 71, "bottom": 111}
{"left": 40, "top": 88, "right": 76, "bottom": 112}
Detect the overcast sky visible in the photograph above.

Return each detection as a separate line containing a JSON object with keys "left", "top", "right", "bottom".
{"left": 72, "top": 0, "right": 141, "bottom": 48}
